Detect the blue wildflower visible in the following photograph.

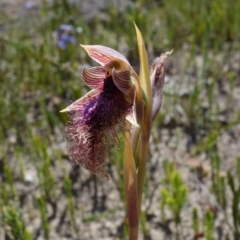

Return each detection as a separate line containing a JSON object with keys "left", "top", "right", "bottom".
{"left": 56, "top": 24, "right": 74, "bottom": 50}
{"left": 25, "top": 2, "right": 34, "bottom": 9}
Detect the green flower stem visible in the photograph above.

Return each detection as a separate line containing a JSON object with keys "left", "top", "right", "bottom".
{"left": 134, "top": 23, "right": 152, "bottom": 219}
{"left": 131, "top": 127, "right": 141, "bottom": 166}
{"left": 136, "top": 126, "right": 151, "bottom": 217}
{"left": 124, "top": 121, "right": 139, "bottom": 240}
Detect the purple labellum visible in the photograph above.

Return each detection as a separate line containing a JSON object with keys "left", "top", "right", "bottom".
{"left": 65, "top": 75, "right": 132, "bottom": 175}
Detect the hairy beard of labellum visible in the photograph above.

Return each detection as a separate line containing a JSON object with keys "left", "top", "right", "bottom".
{"left": 65, "top": 75, "right": 132, "bottom": 176}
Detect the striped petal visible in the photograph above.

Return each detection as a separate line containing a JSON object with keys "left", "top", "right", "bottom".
{"left": 82, "top": 67, "right": 106, "bottom": 89}
{"left": 112, "top": 68, "right": 133, "bottom": 95}
{"left": 60, "top": 89, "right": 101, "bottom": 112}
{"left": 81, "top": 45, "right": 130, "bottom": 70}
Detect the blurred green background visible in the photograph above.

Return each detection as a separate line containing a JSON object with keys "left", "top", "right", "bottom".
{"left": 1, "top": 0, "right": 240, "bottom": 239}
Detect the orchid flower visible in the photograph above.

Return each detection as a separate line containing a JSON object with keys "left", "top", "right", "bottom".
{"left": 61, "top": 24, "right": 170, "bottom": 240}
{"left": 61, "top": 45, "right": 140, "bottom": 178}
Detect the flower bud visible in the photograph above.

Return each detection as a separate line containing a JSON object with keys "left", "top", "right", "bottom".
{"left": 150, "top": 51, "right": 172, "bottom": 121}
